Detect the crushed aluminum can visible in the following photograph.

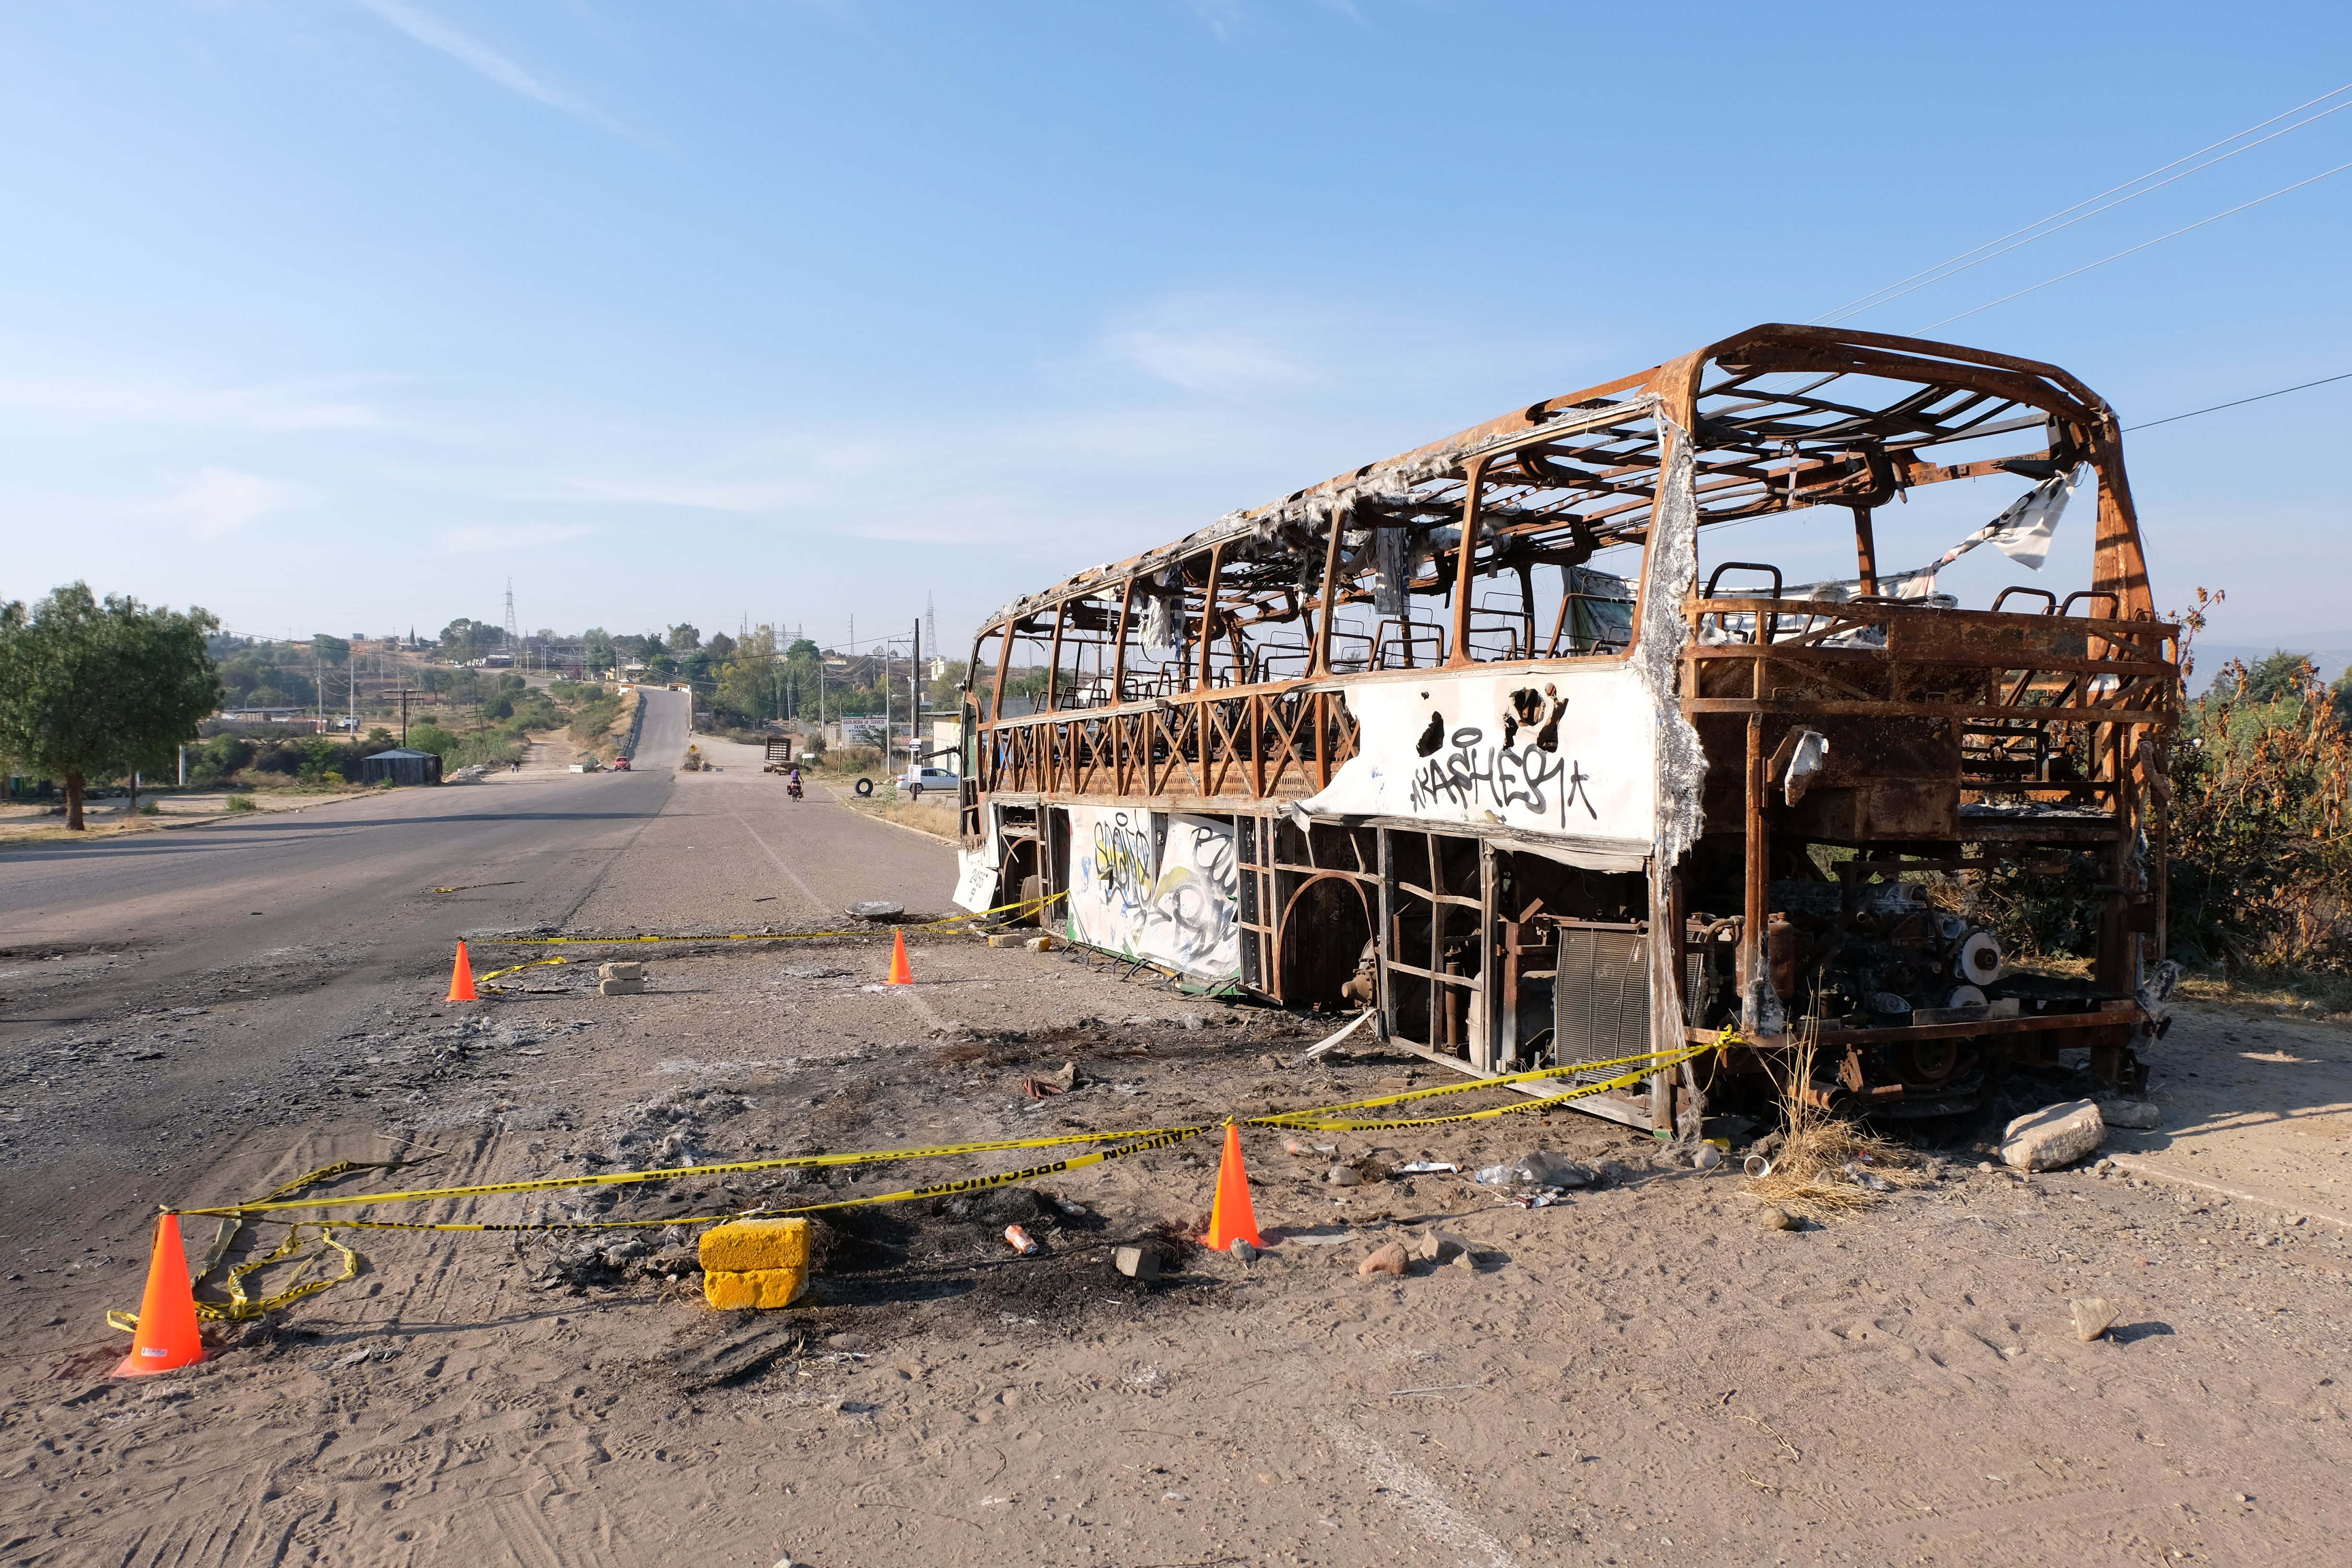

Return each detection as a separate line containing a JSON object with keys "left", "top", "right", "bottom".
{"left": 1004, "top": 1224, "right": 1041, "bottom": 1255}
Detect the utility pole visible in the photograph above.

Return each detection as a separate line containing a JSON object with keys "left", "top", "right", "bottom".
{"left": 911, "top": 616, "right": 922, "bottom": 768}
{"left": 393, "top": 687, "right": 418, "bottom": 747}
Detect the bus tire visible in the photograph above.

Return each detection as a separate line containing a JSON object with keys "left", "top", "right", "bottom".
{"left": 855, "top": 778, "right": 874, "bottom": 797}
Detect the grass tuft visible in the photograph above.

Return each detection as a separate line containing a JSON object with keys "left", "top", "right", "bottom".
{"left": 1740, "top": 1028, "right": 1930, "bottom": 1220}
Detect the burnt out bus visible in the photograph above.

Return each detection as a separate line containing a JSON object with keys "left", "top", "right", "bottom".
{"left": 951, "top": 324, "right": 2177, "bottom": 1133}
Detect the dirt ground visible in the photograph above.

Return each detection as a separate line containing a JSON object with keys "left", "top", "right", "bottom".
{"left": 4, "top": 914, "right": 2350, "bottom": 1567}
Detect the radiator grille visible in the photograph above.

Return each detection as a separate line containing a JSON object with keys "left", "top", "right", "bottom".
{"left": 1553, "top": 924, "right": 1649, "bottom": 1080}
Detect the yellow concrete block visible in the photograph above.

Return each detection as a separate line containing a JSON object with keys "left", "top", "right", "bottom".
{"left": 699, "top": 1216, "right": 812, "bottom": 1274}
{"left": 703, "top": 1265, "right": 810, "bottom": 1311}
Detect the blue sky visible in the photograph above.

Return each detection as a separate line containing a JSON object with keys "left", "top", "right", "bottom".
{"left": 2, "top": 1, "right": 2348, "bottom": 662}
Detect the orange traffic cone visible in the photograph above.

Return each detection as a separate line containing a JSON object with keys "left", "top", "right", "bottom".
{"left": 114, "top": 1213, "right": 204, "bottom": 1376}
{"left": 886, "top": 929, "right": 914, "bottom": 986}
{"left": 446, "top": 941, "right": 478, "bottom": 1002}
{"left": 1203, "top": 1123, "right": 1261, "bottom": 1250}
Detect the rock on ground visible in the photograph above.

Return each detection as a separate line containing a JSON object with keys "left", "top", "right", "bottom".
{"left": 2002, "top": 1099, "right": 2106, "bottom": 1171}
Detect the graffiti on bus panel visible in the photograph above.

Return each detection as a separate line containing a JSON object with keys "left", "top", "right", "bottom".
{"left": 1067, "top": 806, "right": 1241, "bottom": 979}
{"left": 1299, "top": 668, "right": 1652, "bottom": 842}
{"left": 1405, "top": 722, "right": 1598, "bottom": 828}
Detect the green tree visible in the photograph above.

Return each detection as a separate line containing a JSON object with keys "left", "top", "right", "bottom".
{"left": 668, "top": 623, "right": 702, "bottom": 653}
{"left": 714, "top": 625, "right": 779, "bottom": 722}
{"left": 310, "top": 633, "right": 350, "bottom": 666}
{"left": 0, "top": 583, "right": 222, "bottom": 830}
{"left": 438, "top": 617, "right": 502, "bottom": 663}
{"left": 929, "top": 657, "right": 969, "bottom": 711}
{"left": 2243, "top": 650, "right": 2317, "bottom": 705}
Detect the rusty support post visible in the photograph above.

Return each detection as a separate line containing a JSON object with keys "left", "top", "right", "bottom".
{"left": 1043, "top": 600, "right": 1067, "bottom": 714}
{"left": 1446, "top": 456, "right": 1490, "bottom": 668}
{"left": 1311, "top": 502, "right": 1346, "bottom": 676}
{"left": 1195, "top": 543, "right": 1225, "bottom": 693}
{"left": 1851, "top": 504, "right": 1879, "bottom": 596}
{"left": 1740, "top": 712, "right": 1767, "bottom": 1034}
{"left": 989, "top": 625, "right": 1016, "bottom": 725}
{"left": 1111, "top": 575, "right": 1136, "bottom": 705}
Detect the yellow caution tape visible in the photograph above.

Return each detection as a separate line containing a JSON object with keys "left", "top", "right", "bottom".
{"left": 117, "top": 1029, "right": 1739, "bottom": 1327}
{"left": 108, "top": 1157, "right": 434, "bottom": 1329}
{"left": 173, "top": 1121, "right": 1208, "bottom": 1219}
{"left": 1251, "top": 1041, "right": 1710, "bottom": 1126}
{"left": 466, "top": 890, "right": 1067, "bottom": 948}
{"left": 1247, "top": 1043, "right": 1711, "bottom": 1132}
{"left": 296, "top": 1126, "right": 1212, "bottom": 1235}
{"left": 475, "top": 955, "right": 571, "bottom": 990}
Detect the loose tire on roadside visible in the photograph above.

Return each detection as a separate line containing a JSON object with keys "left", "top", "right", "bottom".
{"left": 855, "top": 777, "right": 873, "bottom": 797}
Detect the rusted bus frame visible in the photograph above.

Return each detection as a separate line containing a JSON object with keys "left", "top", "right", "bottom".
{"left": 970, "top": 325, "right": 2160, "bottom": 684}
{"left": 977, "top": 683, "right": 1363, "bottom": 804}
{"left": 965, "top": 323, "right": 2173, "bottom": 1132}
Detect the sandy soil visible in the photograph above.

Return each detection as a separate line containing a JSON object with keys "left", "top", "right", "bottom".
{"left": 1, "top": 726, "right": 2347, "bottom": 1566}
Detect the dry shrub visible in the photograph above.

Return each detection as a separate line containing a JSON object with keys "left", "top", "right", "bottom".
{"left": 2167, "top": 632, "right": 2352, "bottom": 976}
{"left": 1740, "top": 1029, "right": 1928, "bottom": 1220}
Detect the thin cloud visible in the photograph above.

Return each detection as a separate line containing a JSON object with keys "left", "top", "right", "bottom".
{"left": 1185, "top": 0, "right": 1253, "bottom": 43}
{"left": 1102, "top": 326, "right": 1316, "bottom": 395}
{"left": 0, "top": 373, "right": 385, "bottom": 433}
{"left": 347, "top": 0, "right": 649, "bottom": 144}
{"left": 440, "top": 521, "right": 603, "bottom": 553}
{"left": 159, "top": 468, "right": 308, "bottom": 538}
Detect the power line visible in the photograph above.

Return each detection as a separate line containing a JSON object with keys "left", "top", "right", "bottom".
{"left": 1814, "top": 80, "right": 2352, "bottom": 326}
{"left": 1926, "top": 157, "right": 2352, "bottom": 329}
{"left": 2124, "top": 369, "right": 2352, "bottom": 431}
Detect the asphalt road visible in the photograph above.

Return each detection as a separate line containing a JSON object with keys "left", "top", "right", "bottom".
{"left": 0, "top": 687, "right": 953, "bottom": 1250}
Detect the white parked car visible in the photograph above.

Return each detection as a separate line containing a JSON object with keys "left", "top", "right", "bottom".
{"left": 898, "top": 766, "right": 960, "bottom": 800}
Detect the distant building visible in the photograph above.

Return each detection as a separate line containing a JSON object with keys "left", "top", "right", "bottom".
{"left": 359, "top": 748, "right": 441, "bottom": 787}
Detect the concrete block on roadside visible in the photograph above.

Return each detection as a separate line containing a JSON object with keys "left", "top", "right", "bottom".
{"left": 1112, "top": 1245, "right": 1160, "bottom": 1281}
{"left": 2000, "top": 1099, "right": 2106, "bottom": 1171}
{"left": 598, "top": 961, "right": 646, "bottom": 982}
{"left": 2101, "top": 1099, "right": 2162, "bottom": 1130}
{"left": 700, "top": 1217, "right": 813, "bottom": 1274}
{"left": 985, "top": 932, "right": 1023, "bottom": 948}
{"left": 702, "top": 1266, "right": 809, "bottom": 1311}
{"left": 1024, "top": 935, "right": 1057, "bottom": 953}
{"left": 598, "top": 977, "right": 647, "bottom": 997}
